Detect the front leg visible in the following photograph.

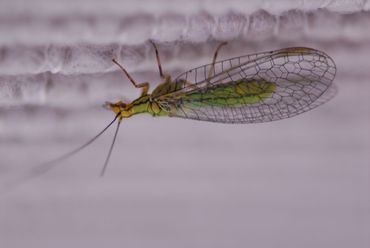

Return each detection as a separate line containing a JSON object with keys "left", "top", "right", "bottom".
{"left": 136, "top": 82, "right": 150, "bottom": 96}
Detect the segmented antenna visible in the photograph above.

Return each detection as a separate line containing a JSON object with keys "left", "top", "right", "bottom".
{"left": 100, "top": 119, "right": 122, "bottom": 177}
{"left": 1, "top": 113, "right": 120, "bottom": 195}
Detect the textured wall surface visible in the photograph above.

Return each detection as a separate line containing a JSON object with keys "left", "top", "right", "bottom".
{"left": 0, "top": 1, "right": 369, "bottom": 248}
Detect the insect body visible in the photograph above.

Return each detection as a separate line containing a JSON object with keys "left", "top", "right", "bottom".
{"left": 107, "top": 44, "right": 336, "bottom": 125}
{"left": 28, "top": 42, "right": 337, "bottom": 178}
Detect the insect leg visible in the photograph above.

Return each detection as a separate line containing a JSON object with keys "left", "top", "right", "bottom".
{"left": 149, "top": 40, "right": 171, "bottom": 81}
{"left": 149, "top": 40, "right": 164, "bottom": 78}
{"left": 207, "top": 42, "right": 228, "bottom": 80}
{"left": 112, "top": 59, "right": 150, "bottom": 96}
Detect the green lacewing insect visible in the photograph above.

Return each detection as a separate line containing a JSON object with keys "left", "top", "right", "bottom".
{"left": 31, "top": 41, "right": 337, "bottom": 178}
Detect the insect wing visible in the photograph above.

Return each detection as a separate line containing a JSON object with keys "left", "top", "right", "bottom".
{"left": 166, "top": 47, "right": 336, "bottom": 123}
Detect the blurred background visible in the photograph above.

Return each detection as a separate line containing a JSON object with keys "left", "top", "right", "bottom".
{"left": 0, "top": 0, "right": 369, "bottom": 247}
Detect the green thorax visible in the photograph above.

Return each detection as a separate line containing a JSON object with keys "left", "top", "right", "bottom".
{"left": 127, "top": 95, "right": 150, "bottom": 115}
{"left": 127, "top": 94, "right": 170, "bottom": 117}
{"left": 127, "top": 79, "right": 187, "bottom": 117}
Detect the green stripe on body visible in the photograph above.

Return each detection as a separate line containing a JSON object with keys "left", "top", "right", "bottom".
{"left": 182, "top": 80, "right": 276, "bottom": 108}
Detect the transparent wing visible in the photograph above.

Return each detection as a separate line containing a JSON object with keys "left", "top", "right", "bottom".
{"left": 175, "top": 48, "right": 281, "bottom": 86}
{"left": 161, "top": 47, "right": 337, "bottom": 123}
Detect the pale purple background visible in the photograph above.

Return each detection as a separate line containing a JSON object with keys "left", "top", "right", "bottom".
{"left": 0, "top": 1, "right": 369, "bottom": 248}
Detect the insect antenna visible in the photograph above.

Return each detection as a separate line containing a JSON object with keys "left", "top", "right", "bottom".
{"left": 100, "top": 118, "right": 122, "bottom": 177}
{"left": 1, "top": 113, "right": 120, "bottom": 195}
{"left": 32, "top": 112, "right": 121, "bottom": 175}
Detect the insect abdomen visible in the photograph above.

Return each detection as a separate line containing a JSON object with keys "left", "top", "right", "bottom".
{"left": 181, "top": 80, "right": 276, "bottom": 107}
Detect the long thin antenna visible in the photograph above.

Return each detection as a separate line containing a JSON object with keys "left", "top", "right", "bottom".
{"left": 33, "top": 113, "right": 120, "bottom": 175}
{"left": 100, "top": 119, "right": 121, "bottom": 177}
{"left": 1, "top": 113, "right": 120, "bottom": 195}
